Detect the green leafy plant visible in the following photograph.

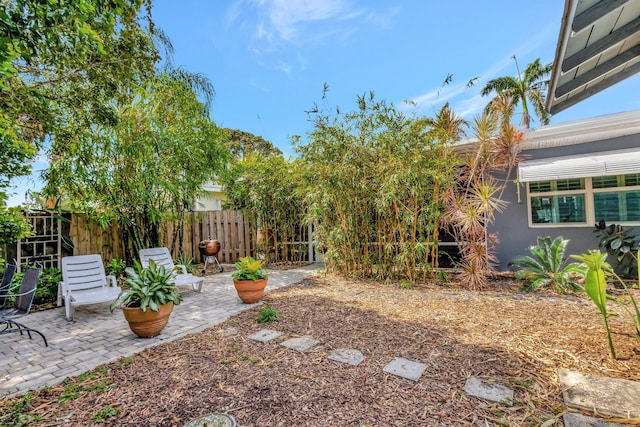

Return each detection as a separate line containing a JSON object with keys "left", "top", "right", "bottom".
{"left": 92, "top": 405, "right": 121, "bottom": 423}
{"left": 257, "top": 305, "right": 280, "bottom": 323}
{"left": 175, "top": 253, "right": 198, "bottom": 274}
{"left": 105, "top": 258, "right": 126, "bottom": 279}
{"left": 0, "top": 392, "right": 42, "bottom": 425}
{"left": 508, "top": 236, "right": 586, "bottom": 293}
{"left": 571, "top": 250, "right": 640, "bottom": 359}
{"left": 232, "top": 256, "right": 268, "bottom": 281}
{"left": 399, "top": 279, "right": 412, "bottom": 289}
{"left": 34, "top": 267, "right": 62, "bottom": 305}
{"left": 110, "top": 260, "right": 182, "bottom": 312}
{"left": 0, "top": 207, "right": 32, "bottom": 246}
{"left": 594, "top": 221, "right": 640, "bottom": 277}
{"left": 571, "top": 251, "right": 617, "bottom": 358}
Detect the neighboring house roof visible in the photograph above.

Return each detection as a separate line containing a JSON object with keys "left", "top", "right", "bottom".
{"left": 546, "top": 0, "right": 640, "bottom": 115}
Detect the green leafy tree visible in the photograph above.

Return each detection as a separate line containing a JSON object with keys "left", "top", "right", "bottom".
{"left": 481, "top": 57, "right": 552, "bottom": 128}
{"left": 509, "top": 236, "right": 586, "bottom": 292}
{"left": 46, "top": 70, "right": 229, "bottom": 262}
{"left": 222, "top": 128, "right": 282, "bottom": 159}
{"left": 1, "top": 0, "right": 159, "bottom": 247}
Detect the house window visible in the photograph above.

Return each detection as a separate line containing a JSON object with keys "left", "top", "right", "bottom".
{"left": 528, "top": 174, "right": 640, "bottom": 227}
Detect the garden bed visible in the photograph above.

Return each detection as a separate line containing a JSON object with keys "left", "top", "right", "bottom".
{"left": 2, "top": 273, "right": 639, "bottom": 426}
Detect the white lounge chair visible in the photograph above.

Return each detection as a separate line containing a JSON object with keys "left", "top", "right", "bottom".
{"left": 139, "top": 247, "right": 204, "bottom": 292}
{"left": 58, "top": 254, "right": 122, "bottom": 321}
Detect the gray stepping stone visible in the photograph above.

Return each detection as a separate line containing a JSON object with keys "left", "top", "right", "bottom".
{"left": 280, "top": 337, "right": 318, "bottom": 352}
{"left": 559, "top": 369, "right": 640, "bottom": 418}
{"left": 563, "top": 413, "right": 626, "bottom": 427}
{"left": 382, "top": 357, "right": 427, "bottom": 382}
{"left": 248, "top": 329, "right": 283, "bottom": 343}
{"left": 463, "top": 376, "right": 514, "bottom": 405}
{"left": 328, "top": 348, "right": 364, "bottom": 366}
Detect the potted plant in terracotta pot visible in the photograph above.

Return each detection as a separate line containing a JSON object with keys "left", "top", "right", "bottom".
{"left": 110, "top": 260, "right": 183, "bottom": 337}
{"left": 232, "top": 256, "right": 268, "bottom": 303}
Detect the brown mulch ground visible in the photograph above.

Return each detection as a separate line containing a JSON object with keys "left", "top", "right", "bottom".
{"left": 2, "top": 272, "right": 640, "bottom": 426}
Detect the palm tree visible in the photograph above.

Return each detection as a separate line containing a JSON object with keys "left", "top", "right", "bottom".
{"left": 481, "top": 57, "right": 552, "bottom": 129}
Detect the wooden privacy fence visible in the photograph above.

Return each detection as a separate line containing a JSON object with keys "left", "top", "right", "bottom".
{"left": 69, "top": 210, "right": 254, "bottom": 264}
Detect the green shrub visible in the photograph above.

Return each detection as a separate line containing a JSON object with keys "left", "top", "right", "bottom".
{"left": 35, "top": 267, "right": 62, "bottom": 305}
{"left": 594, "top": 221, "right": 640, "bottom": 277}
{"left": 175, "top": 253, "right": 198, "bottom": 274}
{"left": 105, "top": 258, "right": 126, "bottom": 279}
{"left": 509, "top": 236, "right": 586, "bottom": 293}
{"left": 257, "top": 305, "right": 280, "bottom": 323}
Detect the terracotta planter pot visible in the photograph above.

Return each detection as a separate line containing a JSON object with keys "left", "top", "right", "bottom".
{"left": 233, "top": 278, "right": 268, "bottom": 304}
{"left": 121, "top": 302, "right": 174, "bottom": 338}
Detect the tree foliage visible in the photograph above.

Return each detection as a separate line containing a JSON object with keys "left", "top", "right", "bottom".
{"left": 296, "top": 92, "right": 459, "bottom": 280}
{"left": 222, "top": 128, "right": 282, "bottom": 160}
{"left": 45, "top": 71, "right": 229, "bottom": 262}
{"left": 223, "top": 152, "right": 307, "bottom": 263}
{"left": 1, "top": 0, "right": 159, "bottom": 245}
{"left": 481, "top": 57, "right": 552, "bottom": 128}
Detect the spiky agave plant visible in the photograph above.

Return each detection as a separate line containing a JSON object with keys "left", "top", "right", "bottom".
{"left": 509, "top": 236, "right": 586, "bottom": 293}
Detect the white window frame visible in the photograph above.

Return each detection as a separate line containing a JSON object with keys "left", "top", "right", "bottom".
{"left": 527, "top": 176, "right": 640, "bottom": 228}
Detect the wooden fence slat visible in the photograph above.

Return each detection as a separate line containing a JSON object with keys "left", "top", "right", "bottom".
{"left": 67, "top": 210, "right": 253, "bottom": 266}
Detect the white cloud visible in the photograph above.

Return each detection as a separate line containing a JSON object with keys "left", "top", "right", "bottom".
{"left": 226, "top": 1, "right": 396, "bottom": 59}
{"left": 404, "top": 25, "right": 557, "bottom": 118}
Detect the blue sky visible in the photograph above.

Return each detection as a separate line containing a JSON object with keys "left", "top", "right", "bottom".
{"left": 7, "top": 0, "right": 640, "bottom": 206}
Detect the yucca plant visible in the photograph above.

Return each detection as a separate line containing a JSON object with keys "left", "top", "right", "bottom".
{"left": 509, "top": 236, "right": 586, "bottom": 292}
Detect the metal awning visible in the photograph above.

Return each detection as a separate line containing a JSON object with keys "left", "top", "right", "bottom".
{"left": 518, "top": 147, "right": 640, "bottom": 182}
{"left": 546, "top": 0, "right": 640, "bottom": 115}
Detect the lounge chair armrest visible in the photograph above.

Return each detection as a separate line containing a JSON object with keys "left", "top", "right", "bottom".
{"left": 176, "top": 264, "right": 188, "bottom": 275}
{"left": 106, "top": 275, "right": 117, "bottom": 287}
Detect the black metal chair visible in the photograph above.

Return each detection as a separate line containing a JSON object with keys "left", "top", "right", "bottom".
{"left": 0, "top": 265, "right": 48, "bottom": 346}
{"left": 0, "top": 261, "right": 17, "bottom": 309}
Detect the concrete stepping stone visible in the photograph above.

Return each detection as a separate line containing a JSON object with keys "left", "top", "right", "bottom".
{"left": 280, "top": 337, "right": 318, "bottom": 352}
{"left": 559, "top": 369, "right": 640, "bottom": 418}
{"left": 382, "top": 357, "right": 427, "bottom": 382}
{"left": 327, "top": 348, "right": 364, "bottom": 366}
{"left": 563, "top": 413, "right": 626, "bottom": 427}
{"left": 248, "top": 329, "right": 283, "bottom": 343}
{"left": 463, "top": 377, "right": 514, "bottom": 405}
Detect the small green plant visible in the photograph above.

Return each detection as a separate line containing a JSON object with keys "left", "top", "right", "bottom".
{"left": 110, "top": 260, "right": 182, "bottom": 312}
{"left": 399, "top": 279, "right": 412, "bottom": 289}
{"left": 34, "top": 267, "right": 62, "bottom": 304}
{"left": 232, "top": 256, "right": 268, "bottom": 281}
{"left": 59, "top": 383, "right": 82, "bottom": 402}
{"left": 117, "top": 357, "right": 133, "bottom": 369}
{"left": 571, "top": 250, "right": 640, "bottom": 359}
{"left": 508, "top": 236, "right": 586, "bottom": 293}
{"left": 105, "top": 258, "right": 126, "bottom": 278}
{"left": 0, "top": 392, "right": 42, "bottom": 425}
{"left": 175, "top": 253, "right": 198, "bottom": 274}
{"left": 257, "top": 304, "right": 280, "bottom": 323}
{"left": 92, "top": 405, "right": 121, "bottom": 423}
{"left": 594, "top": 221, "right": 640, "bottom": 277}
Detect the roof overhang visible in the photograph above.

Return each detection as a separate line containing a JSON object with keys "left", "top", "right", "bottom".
{"left": 546, "top": 0, "right": 640, "bottom": 115}
{"left": 453, "top": 108, "right": 640, "bottom": 153}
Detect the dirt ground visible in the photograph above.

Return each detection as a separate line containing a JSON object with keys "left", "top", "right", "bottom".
{"left": 2, "top": 272, "right": 639, "bottom": 426}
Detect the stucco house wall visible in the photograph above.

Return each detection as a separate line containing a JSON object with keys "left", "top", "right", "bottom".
{"left": 488, "top": 110, "right": 640, "bottom": 270}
